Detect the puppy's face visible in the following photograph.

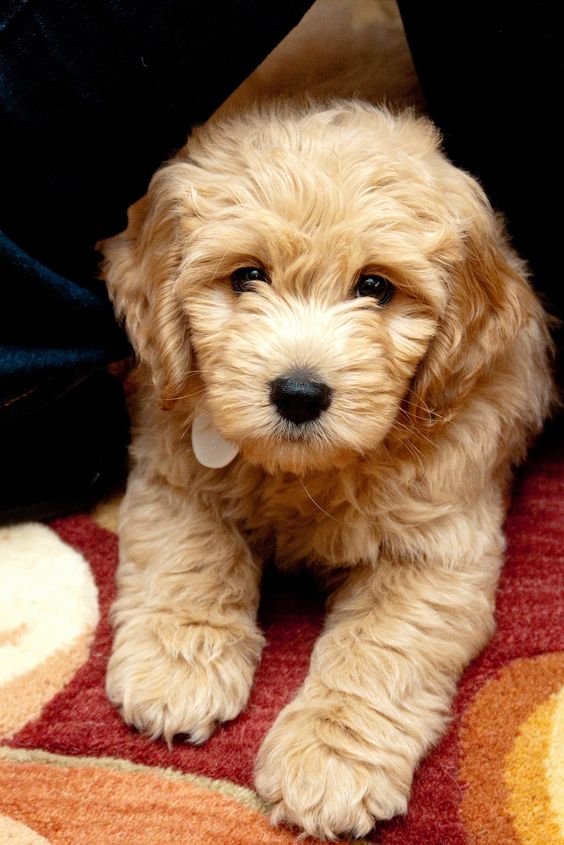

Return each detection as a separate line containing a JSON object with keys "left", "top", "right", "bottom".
{"left": 183, "top": 194, "right": 443, "bottom": 475}
{"left": 104, "top": 104, "right": 530, "bottom": 474}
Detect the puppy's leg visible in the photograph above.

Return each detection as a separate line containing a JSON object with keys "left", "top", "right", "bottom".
{"left": 255, "top": 550, "right": 501, "bottom": 838}
{"left": 106, "top": 470, "right": 264, "bottom": 744}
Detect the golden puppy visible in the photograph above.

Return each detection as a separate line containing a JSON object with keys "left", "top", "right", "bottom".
{"left": 102, "top": 101, "right": 553, "bottom": 839}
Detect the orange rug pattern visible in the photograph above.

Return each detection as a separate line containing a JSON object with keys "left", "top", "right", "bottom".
{"left": 0, "top": 748, "right": 322, "bottom": 845}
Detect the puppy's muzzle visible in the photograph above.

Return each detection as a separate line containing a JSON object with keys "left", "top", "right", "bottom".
{"left": 269, "top": 374, "right": 332, "bottom": 424}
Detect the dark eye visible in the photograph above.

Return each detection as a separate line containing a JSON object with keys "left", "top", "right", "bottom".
{"left": 355, "top": 274, "right": 394, "bottom": 305}
{"left": 230, "top": 266, "right": 270, "bottom": 293}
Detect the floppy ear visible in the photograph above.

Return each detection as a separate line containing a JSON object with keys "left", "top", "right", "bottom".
{"left": 100, "top": 173, "right": 191, "bottom": 408}
{"left": 406, "top": 169, "right": 550, "bottom": 430}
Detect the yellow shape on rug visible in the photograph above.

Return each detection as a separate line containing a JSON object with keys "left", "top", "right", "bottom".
{"left": 548, "top": 685, "right": 564, "bottom": 836}
{"left": 505, "top": 683, "right": 564, "bottom": 843}
{"left": 459, "top": 653, "right": 564, "bottom": 845}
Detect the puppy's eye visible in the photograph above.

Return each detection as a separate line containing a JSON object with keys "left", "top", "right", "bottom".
{"left": 355, "top": 274, "right": 394, "bottom": 305}
{"left": 231, "top": 267, "right": 270, "bottom": 293}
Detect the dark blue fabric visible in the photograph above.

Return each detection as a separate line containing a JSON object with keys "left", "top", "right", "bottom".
{"left": 0, "top": 230, "right": 129, "bottom": 388}
{"left": 398, "top": 0, "right": 563, "bottom": 324}
{"left": 0, "top": 0, "right": 314, "bottom": 417}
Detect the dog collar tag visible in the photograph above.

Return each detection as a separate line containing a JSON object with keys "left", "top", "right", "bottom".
{"left": 191, "top": 412, "right": 239, "bottom": 469}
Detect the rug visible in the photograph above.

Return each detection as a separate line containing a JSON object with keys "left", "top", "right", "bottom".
{"left": 1, "top": 423, "right": 563, "bottom": 844}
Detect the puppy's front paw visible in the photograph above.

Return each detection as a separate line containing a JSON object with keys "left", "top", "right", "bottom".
{"left": 255, "top": 697, "right": 412, "bottom": 839}
{"left": 106, "top": 613, "right": 264, "bottom": 744}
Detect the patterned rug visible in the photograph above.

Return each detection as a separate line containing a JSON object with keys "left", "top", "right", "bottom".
{"left": 1, "top": 422, "right": 563, "bottom": 844}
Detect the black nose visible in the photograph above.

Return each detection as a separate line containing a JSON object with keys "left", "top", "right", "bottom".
{"left": 269, "top": 375, "right": 332, "bottom": 424}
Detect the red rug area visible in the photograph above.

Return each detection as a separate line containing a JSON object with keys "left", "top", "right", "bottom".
{"left": 1, "top": 423, "right": 563, "bottom": 844}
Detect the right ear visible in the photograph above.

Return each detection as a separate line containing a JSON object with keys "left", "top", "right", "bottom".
{"left": 100, "top": 181, "right": 191, "bottom": 408}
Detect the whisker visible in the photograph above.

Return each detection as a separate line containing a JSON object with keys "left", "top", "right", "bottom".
{"left": 179, "top": 416, "right": 197, "bottom": 442}
{"left": 395, "top": 411, "right": 439, "bottom": 450}
{"left": 179, "top": 397, "right": 206, "bottom": 442}
{"left": 388, "top": 421, "right": 426, "bottom": 467}
{"left": 402, "top": 397, "right": 448, "bottom": 424}
{"left": 166, "top": 379, "right": 207, "bottom": 401}
{"left": 210, "top": 251, "right": 229, "bottom": 285}
{"left": 170, "top": 386, "right": 208, "bottom": 403}
{"left": 185, "top": 386, "right": 207, "bottom": 398}
{"left": 298, "top": 478, "right": 346, "bottom": 525}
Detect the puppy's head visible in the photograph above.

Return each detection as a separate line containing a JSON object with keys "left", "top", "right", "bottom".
{"left": 103, "top": 102, "right": 543, "bottom": 474}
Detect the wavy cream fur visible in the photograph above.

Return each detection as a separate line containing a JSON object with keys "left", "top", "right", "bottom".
{"left": 101, "top": 101, "right": 553, "bottom": 839}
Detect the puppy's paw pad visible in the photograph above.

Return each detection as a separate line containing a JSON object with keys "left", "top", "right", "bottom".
{"left": 106, "top": 616, "right": 263, "bottom": 743}
{"left": 255, "top": 707, "right": 410, "bottom": 839}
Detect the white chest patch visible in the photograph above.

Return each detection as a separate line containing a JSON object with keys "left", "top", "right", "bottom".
{"left": 191, "top": 411, "right": 239, "bottom": 469}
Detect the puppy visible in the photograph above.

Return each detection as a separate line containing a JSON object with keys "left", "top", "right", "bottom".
{"left": 102, "top": 101, "right": 553, "bottom": 839}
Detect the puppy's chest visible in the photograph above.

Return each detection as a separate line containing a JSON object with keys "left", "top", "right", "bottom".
{"left": 228, "top": 469, "right": 382, "bottom": 568}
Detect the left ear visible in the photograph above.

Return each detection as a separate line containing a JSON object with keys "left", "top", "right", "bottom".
{"left": 407, "top": 168, "right": 551, "bottom": 428}
{"left": 100, "top": 166, "right": 193, "bottom": 409}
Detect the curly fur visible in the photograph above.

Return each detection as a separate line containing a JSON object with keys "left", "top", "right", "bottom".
{"left": 101, "top": 101, "right": 553, "bottom": 839}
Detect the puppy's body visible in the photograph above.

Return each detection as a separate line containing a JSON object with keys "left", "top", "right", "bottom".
{"left": 103, "top": 102, "right": 553, "bottom": 839}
